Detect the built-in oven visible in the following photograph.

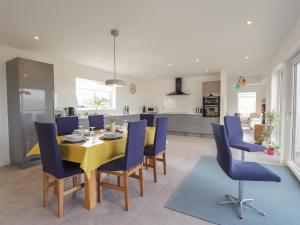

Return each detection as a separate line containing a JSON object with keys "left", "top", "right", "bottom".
{"left": 203, "top": 96, "right": 220, "bottom": 117}
{"left": 203, "top": 105, "right": 220, "bottom": 117}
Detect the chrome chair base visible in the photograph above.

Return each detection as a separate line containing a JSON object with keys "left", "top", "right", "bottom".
{"left": 219, "top": 194, "right": 266, "bottom": 219}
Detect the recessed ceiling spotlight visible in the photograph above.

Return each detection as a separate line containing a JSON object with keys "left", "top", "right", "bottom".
{"left": 168, "top": 63, "right": 172, "bottom": 67}
{"left": 196, "top": 59, "right": 200, "bottom": 63}
{"left": 205, "top": 69, "right": 209, "bottom": 72}
{"left": 96, "top": 56, "right": 101, "bottom": 60}
{"left": 246, "top": 20, "right": 253, "bottom": 25}
{"left": 34, "top": 35, "right": 39, "bottom": 40}
{"left": 151, "top": 75, "right": 155, "bottom": 78}
{"left": 132, "top": 68, "right": 136, "bottom": 72}
{"left": 244, "top": 56, "right": 249, "bottom": 59}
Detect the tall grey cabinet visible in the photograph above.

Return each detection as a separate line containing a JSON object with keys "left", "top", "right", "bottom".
{"left": 6, "top": 57, "right": 55, "bottom": 168}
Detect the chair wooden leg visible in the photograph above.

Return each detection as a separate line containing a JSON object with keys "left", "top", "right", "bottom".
{"left": 123, "top": 172, "right": 129, "bottom": 211}
{"left": 163, "top": 152, "right": 167, "bottom": 175}
{"left": 152, "top": 156, "right": 157, "bottom": 183}
{"left": 144, "top": 156, "right": 148, "bottom": 169}
{"left": 72, "top": 176, "right": 78, "bottom": 187}
{"left": 117, "top": 176, "right": 121, "bottom": 186}
{"left": 54, "top": 180, "right": 58, "bottom": 195}
{"left": 97, "top": 171, "right": 102, "bottom": 203}
{"left": 43, "top": 173, "right": 49, "bottom": 208}
{"left": 57, "top": 179, "right": 64, "bottom": 218}
{"left": 139, "top": 167, "right": 144, "bottom": 197}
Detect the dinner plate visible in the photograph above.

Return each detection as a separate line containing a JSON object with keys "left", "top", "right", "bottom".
{"left": 63, "top": 134, "right": 86, "bottom": 142}
{"left": 100, "top": 132, "right": 122, "bottom": 140}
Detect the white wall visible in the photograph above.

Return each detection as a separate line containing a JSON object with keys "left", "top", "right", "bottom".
{"left": 220, "top": 70, "right": 228, "bottom": 124}
{"left": 0, "top": 62, "right": 10, "bottom": 166}
{"left": 146, "top": 74, "right": 220, "bottom": 113}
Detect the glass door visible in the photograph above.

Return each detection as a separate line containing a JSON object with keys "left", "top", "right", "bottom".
{"left": 292, "top": 61, "right": 300, "bottom": 167}
{"left": 272, "top": 71, "right": 284, "bottom": 147}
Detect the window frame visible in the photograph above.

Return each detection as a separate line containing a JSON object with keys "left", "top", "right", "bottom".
{"left": 75, "top": 77, "right": 116, "bottom": 111}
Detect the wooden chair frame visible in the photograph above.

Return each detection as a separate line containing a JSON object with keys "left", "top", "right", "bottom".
{"left": 97, "top": 163, "right": 144, "bottom": 211}
{"left": 43, "top": 172, "right": 84, "bottom": 218}
{"left": 144, "top": 150, "right": 166, "bottom": 182}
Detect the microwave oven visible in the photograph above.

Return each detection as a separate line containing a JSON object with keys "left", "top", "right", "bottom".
{"left": 146, "top": 107, "right": 158, "bottom": 113}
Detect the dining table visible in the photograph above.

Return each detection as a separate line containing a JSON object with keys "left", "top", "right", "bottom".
{"left": 27, "top": 127, "right": 156, "bottom": 210}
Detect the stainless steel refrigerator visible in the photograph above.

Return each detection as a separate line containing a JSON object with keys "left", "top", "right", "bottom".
{"left": 6, "top": 57, "right": 54, "bottom": 168}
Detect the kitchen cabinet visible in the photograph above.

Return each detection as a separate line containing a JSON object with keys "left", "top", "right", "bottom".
{"left": 79, "top": 113, "right": 219, "bottom": 136}
{"left": 202, "top": 117, "right": 219, "bottom": 134}
{"left": 186, "top": 115, "right": 202, "bottom": 133}
{"left": 167, "top": 114, "right": 187, "bottom": 133}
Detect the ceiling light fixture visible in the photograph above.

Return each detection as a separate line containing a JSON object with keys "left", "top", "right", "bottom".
{"left": 105, "top": 29, "right": 125, "bottom": 87}
{"left": 97, "top": 57, "right": 101, "bottom": 60}
{"left": 196, "top": 59, "right": 200, "bottom": 63}
{"left": 246, "top": 20, "right": 253, "bottom": 25}
{"left": 151, "top": 75, "right": 155, "bottom": 78}
{"left": 244, "top": 56, "right": 249, "bottom": 59}
{"left": 34, "top": 35, "right": 39, "bottom": 40}
{"left": 205, "top": 69, "right": 209, "bottom": 72}
{"left": 168, "top": 63, "right": 172, "bottom": 67}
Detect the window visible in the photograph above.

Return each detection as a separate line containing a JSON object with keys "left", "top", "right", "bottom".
{"left": 237, "top": 92, "right": 256, "bottom": 117}
{"left": 76, "top": 78, "right": 116, "bottom": 110}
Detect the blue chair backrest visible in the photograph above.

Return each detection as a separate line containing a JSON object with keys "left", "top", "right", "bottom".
{"left": 88, "top": 115, "right": 104, "bottom": 130}
{"left": 224, "top": 116, "right": 243, "bottom": 144}
{"left": 124, "top": 120, "right": 147, "bottom": 170}
{"left": 212, "top": 123, "right": 233, "bottom": 176}
{"left": 140, "top": 114, "right": 155, "bottom": 127}
{"left": 55, "top": 116, "right": 79, "bottom": 136}
{"left": 35, "top": 122, "right": 64, "bottom": 178}
{"left": 153, "top": 117, "right": 168, "bottom": 154}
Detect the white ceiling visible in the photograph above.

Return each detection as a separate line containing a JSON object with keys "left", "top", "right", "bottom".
{"left": 0, "top": 0, "right": 299, "bottom": 78}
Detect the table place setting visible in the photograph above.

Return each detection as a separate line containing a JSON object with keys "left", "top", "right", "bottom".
{"left": 99, "top": 131, "right": 123, "bottom": 140}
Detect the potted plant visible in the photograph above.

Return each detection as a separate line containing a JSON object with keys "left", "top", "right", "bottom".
{"left": 94, "top": 97, "right": 108, "bottom": 114}
{"left": 259, "top": 111, "right": 280, "bottom": 155}
{"left": 266, "top": 143, "right": 280, "bottom": 155}
{"left": 108, "top": 116, "right": 116, "bottom": 131}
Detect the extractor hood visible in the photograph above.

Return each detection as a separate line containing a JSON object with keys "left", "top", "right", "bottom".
{"left": 167, "top": 77, "right": 189, "bottom": 95}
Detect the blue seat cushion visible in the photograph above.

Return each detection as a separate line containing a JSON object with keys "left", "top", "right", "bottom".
{"left": 144, "top": 145, "right": 156, "bottom": 156}
{"left": 99, "top": 157, "right": 126, "bottom": 171}
{"left": 230, "top": 141, "right": 266, "bottom": 152}
{"left": 230, "top": 161, "right": 281, "bottom": 182}
{"left": 61, "top": 160, "right": 83, "bottom": 179}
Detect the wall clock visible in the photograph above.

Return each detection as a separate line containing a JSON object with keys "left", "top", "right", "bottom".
{"left": 129, "top": 83, "right": 136, "bottom": 94}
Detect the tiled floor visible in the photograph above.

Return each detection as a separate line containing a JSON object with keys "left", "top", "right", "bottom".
{"left": 0, "top": 134, "right": 280, "bottom": 225}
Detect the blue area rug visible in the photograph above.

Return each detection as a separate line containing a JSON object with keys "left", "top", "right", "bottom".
{"left": 165, "top": 156, "right": 300, "bottom": 225}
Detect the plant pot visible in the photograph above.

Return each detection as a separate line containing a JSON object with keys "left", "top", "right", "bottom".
{"left": 266, "top": 148, "right": 275, "bottom": 155}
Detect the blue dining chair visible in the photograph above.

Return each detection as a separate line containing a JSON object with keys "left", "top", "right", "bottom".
{"left": 212, "top": 123, "right": 281, "bottom": 219}
{"left": 97, "top": 120, "right": 147, "bottom": 211}
{"left": 34, "top": 122, "right": 83, "bottom": 218}
{"left": 144, "top": 117, "right": 168, "bottom": 182}
{"left": 55, "top": 116, "right": 79, "bottom": 136}
{"left": 140, "top": 113, "right": 155, "bottom": 127}
{"left": 88, "top": 115, "right": 104, "bottom": 130}
{"left": 224, "top": 116, "right": 266, "bottom": 160}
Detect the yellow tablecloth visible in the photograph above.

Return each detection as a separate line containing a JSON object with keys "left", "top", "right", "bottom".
{"left": 27, "top": 127, "right": 156, "bottom": 178}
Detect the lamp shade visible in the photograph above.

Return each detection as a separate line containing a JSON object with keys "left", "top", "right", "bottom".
{"left": 105, "top": 79, "right": 125, "bottom": 87}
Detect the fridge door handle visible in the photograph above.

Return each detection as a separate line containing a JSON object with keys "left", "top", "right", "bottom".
{"left": 19, "top": 89, "right": 31, "bottom": 95}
